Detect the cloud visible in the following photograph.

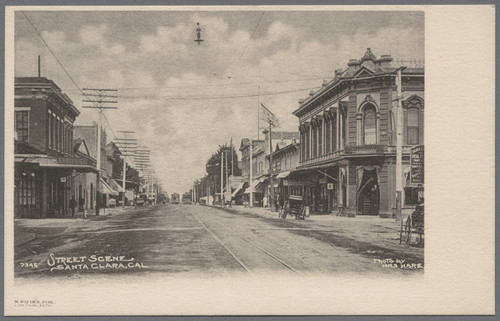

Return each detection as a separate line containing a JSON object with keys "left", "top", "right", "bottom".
{"left": 14, "top": 11, "right": 423, "bottom": 194}
{"left": 80, "top": 24, "right": 107, "bottom": 46}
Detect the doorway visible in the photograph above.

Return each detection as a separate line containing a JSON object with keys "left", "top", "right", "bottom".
{"left": 357, "top": 169, "right": 379, "bottom": 215}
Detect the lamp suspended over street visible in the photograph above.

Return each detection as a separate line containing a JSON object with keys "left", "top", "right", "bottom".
{"left": 194, "top": 22, "right": 204, "bottom": 45}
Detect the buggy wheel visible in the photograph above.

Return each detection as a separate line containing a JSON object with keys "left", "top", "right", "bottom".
{"left": 404, "top": 216, "right": 412, "bottom": 245}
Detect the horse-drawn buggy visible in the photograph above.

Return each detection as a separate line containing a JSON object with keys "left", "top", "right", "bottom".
{"left": 280, "top": 195, "right": 306, "bottom": 220}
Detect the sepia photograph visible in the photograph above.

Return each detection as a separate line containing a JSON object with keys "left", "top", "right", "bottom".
{"left": 3, "top": 5, "right": 495, "bottom": 316}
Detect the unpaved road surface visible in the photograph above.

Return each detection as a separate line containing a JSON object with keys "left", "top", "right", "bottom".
{"left": 14, "top": 204, "right": 424, "bottom": 278}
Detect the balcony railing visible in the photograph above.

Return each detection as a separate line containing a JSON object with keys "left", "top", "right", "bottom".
{"left": 300, "top": 150, "right": 345, "bottom": 166}
{"left": 299, "top": 144, "right": 420, "bottom": 166}
{"left": 384, "top": 146, "right": 413, "bottom": 154}
{"left": 344, "top": 144, "right": 386, "bottom": 155}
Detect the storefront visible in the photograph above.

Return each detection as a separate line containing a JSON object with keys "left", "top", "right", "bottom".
{"left": 286, "top": 166, "right": 338, "bottom": 214}
{"left": 243, "top": 178, "right": 265, "bottom": 207}
{"left": 14, "top": 156, "right": 98, "bottom": 218}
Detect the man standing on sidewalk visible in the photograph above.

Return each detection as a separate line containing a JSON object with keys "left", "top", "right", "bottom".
{"left": 69, "top": 196, "right": 77, "bottom": 217}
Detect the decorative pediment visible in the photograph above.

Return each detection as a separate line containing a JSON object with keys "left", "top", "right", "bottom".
{"left": 403, "top": 95, "right": 424, "bottom": 109}
{"left": 361, "top": 48, "right": 376, "bottom": 61}
{"left": 353, "top": 66, "right": 376, "bottom": 79}
{"left": 362, "top": 95, "right": 376, "bottom": 104}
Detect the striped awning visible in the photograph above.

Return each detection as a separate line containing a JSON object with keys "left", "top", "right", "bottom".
{"left": 99, "top": 178, "right": 119, "bottom": 196}
{"left": 231, "top": 182, "right": 245, "bottom": 197}
{"left": 243, "top": 179, "right": 264, "bottom": 194}
{"left": 276, "top": 171, "right": 290, "bottom": 179}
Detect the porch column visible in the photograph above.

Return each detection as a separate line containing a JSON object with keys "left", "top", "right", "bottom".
{"left": 321, "top": 117, "right": 325, "bottom": 155}
{"left": 339, "top": 113, "right": 344, "bottom": 150}
{"left": 330, "top": 116, "right": 334, "bottom": 152}
{"left": 309, "top": 122, "right": 312, "bottom": 159}
{"left": 336, "top": 109, "right": 339, "bottom": 151}
{"left": 376, "top": 112, "right": 381, "bottom": 144}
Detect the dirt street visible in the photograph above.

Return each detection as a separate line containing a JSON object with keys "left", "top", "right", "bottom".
{"left": 14, "top": 204, "right": 424, "bottom": 278}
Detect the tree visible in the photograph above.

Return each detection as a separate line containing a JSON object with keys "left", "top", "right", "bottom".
{"left": 205, "top": 144, "right": 241, "bottom": 195}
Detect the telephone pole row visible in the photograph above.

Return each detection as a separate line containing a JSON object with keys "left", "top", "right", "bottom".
{"left": 82, "top": 88, "right": 118, "bottom": 216}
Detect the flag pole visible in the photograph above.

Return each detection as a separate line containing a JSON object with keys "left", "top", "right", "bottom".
{"left": 269, "top": 121, "right": 275, "bottom": 211}
{"left": 257, "top": 85, "right": 260, "bottom": 141}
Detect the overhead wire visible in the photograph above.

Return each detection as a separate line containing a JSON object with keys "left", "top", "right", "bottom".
{"left": 21, "top": 11, "right": 130, "bottom": 152}
{"left": 117, "top": 85, "right": 321, "bottom": 101}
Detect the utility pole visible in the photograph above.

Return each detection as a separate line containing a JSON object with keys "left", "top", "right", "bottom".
{"left": 260, "top": 103, "right": 279, "bottom": 212}
{"left": 220, "top": 150, "right": 224, "bottom": 207}
{"left": 231, "top": 137, "right": 234, "bottom": 176}
{"left": 154, "top": 176, "right": 157, "bottom": 205}
{"left": 268, "top": 124, "right": 275, "bottom": 211}
{"left": 82, "top": 88, "right": 118, "bottom": 216}
{"left": 395, "top": 67, "right": 406, "bottom": 221}
{"left": 116, "top": 130, "right": 135, "bottom": 208}
{"left": 226, "top": 148, "right": 230, "bottom": 207}
{"left": 249, "top": 139, "right": 253, "bottom": 208}
{"left": 257, "top": 86, "right": 260, "bottom": 141}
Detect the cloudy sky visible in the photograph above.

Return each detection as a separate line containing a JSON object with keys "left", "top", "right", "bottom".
{"left": 14, "top": 9, "right": 424, "bottom": 194}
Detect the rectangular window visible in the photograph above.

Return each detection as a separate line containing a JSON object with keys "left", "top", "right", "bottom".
{"left": 408, "top": 127, "right": 419, "bottom": 145}
{"left": 59, "top": 120, "right": 63, "bottom": 151}
{"left": 404, "top": 187, "right": 421, "bottom": 205}
{"left": 69, "top": 130, "right": 73, "bottom": 155}
{"left": 48, "top": 112, "right": 52, "bottom": 147}
{"left": 51, "top": 115, "right": 56, "bottom": 149}
{"left": 15, "top": 111, "right": 29, "bottom": 142}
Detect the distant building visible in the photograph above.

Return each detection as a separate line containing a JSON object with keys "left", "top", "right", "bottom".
{"left": 73, "top": 123, "right": 113, "bottom": 210}
{"left": 239, "top": 138, "right": 265, "bottom": 207}
{"left": 265, "top": 138, "right": 300, "bottom": 201}
{"left": 261, "top": 131, "right": 300, "bottom": 206}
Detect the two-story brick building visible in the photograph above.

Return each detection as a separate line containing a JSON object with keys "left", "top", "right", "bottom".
{"left": 292, "top": 49, "right": 424, "bottom": 217}
{"left": 14, "top": 77, "right": 98, "bottom": 218}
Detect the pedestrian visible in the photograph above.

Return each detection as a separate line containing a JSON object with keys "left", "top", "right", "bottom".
{"left": 279, "top": 194, "right": 285, "bottom": 212}
{"left": 69, "top": 196, "right": 77, "bottom": 217}
{"left": 79, "top": 196, "right": 84, "bottom": 212}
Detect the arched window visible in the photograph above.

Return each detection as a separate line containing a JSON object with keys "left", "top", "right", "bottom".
{"left": 407, "top": 107, "right": 419, "bottom": 145}
{"left": 363, "top": 105, "right": 377, "bottom": 145}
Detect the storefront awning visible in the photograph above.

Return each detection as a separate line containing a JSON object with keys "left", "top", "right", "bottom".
{"left": 232, "top": 182, "right": 245, "bottom": 197}
{"left": 109, "top": 178, "right": 125, "bottom": 193}
{"left": 276, "top": 171, "right": 290, "bottom": 179}
{"left": 15, "top": 155, "right": 98, "bottom": 173}
{"left": 125, "top": 190, "right": 135, "bottom": 200}
{"left": 100, "top": 178, "right": 119, "bottom": 196}
{"left": 243, "top": 179, "right": 264, "bottom": 194}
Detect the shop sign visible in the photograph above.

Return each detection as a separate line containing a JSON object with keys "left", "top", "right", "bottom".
{"left": 283, "top": 180, "right": 289, "bottom": 186}
{"left": 411, "top": 145, "right": 424, "bottom": 184}
{"left": 327, "top": 183, "right": 334, "bottom": 190}
{"left": 60, "top": 177, "right": 67, "bottom": 183}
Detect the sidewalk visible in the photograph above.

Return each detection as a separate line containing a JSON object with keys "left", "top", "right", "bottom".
{"left": 214, "top": 204, "right": 424, "bottom": 259}
{"left": 14, "top": 206, "right": 136, "bottom": 247}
